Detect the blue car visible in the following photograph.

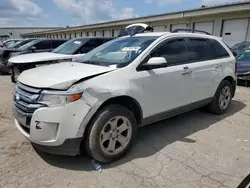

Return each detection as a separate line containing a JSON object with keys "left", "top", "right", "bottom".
{"left": 237, "top": 49, "right": 250, "bottom": 85}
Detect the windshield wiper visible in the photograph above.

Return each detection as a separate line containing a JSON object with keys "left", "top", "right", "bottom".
{"left": 81, "top": 60, "right": 102, "bottom": 66}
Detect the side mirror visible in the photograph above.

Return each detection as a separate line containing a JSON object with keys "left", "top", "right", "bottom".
{"left": 140, "top": 57, "right": 168, "bottom": 70}
{"left": 31, "top": 46, "right": 36, "bottom": 51}
{"left": 232, "top": 51, "right": 238, "bottom": 57}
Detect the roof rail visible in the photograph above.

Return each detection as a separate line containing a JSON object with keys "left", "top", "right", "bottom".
{"left": 172, "top": 29, "right": 211, "bottom": 35}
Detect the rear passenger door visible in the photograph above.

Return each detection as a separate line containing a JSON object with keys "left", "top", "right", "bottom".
{"left": 140, "top": 38, "right": 193, "bottom": 117}
{"left": 186, "top": 37, "right": 230, "bottom": 103}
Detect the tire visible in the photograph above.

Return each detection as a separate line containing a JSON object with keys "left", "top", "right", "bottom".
{"left": 209, "top": 80, "right": 233, "bottom": 115}
{"left": 85, "top": 104, "right": 137, "bottom": 163}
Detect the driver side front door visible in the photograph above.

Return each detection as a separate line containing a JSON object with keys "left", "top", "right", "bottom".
{"left": 139, "top": 38, "right": 193, "bottom": 122}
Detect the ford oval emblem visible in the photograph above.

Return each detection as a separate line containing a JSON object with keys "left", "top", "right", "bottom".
{"left": 15, "top": 94, "right": 20, "bottom": 101}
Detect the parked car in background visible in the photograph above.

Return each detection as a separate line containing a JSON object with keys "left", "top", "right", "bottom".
{"left": 236, "top": 49, "right": 250, "bottom": 85}
{"left": 0, "top": 39, "right": 36, "bottom": 64}
{"left": 0, "top": 39, "right": 21, "bottom": 48}
{"left": 13, "top": 28, "right": 236, "bottom": 163}
{"left": 8, "top": 37, "right": 113, "bottom": 82}
{"left": 0, "top": 39, "right": 66, "bottom": 75}
{"left": 7, "top": 38, "right": 36, "bottom": 49}
{"left": 231, "top": 41, "right": 250, "bottom": 55}
{"left": 9, "top": 38, "right": 67, "bottom": 57}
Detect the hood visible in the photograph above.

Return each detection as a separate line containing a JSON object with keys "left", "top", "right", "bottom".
{"left": 9, "top": 52, "right": 74, "bottom": 64}
{"left": 18, "top": 62, "right": 116, "bottom": 90}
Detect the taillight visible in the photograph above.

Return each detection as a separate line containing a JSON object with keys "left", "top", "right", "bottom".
{"left": 235, "top": 62, "right": 237, "bottom": 75}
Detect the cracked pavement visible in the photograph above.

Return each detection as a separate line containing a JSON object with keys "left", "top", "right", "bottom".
{"left": 0, "top": 75, "right": 250, "bottom": 188}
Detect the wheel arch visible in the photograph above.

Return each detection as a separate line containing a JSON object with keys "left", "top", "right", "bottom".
{"left": 97, "top": 95, "right": 143, "bottom": 125}
{"left": 222, "top": 76, "right": 236, "bottom": 97}
{"left": 80, "top": 95, "right": 143, "bottom": 155}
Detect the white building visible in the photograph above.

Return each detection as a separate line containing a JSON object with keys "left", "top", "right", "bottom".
{"left": 0, "top": 27, "right": 62, "bottom": 41}
{"left": 21, "top": 1, "right": 250, "bottom": 47}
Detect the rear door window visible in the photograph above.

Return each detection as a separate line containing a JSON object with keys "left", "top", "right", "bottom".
{"left": 79, "top": 39, "right": 104, "bottom": 53}
{"left": 186, "top": 38, "right": 213, "bottom": 62}
{"left": 34, "top": 40, "right": 52, "bottom": 50}
{"left": 52, "top": 40, "right": 66, "bottom": 48}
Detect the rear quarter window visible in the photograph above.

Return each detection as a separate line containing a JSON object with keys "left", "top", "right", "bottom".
{"left": 208, "top": 39, "right": 230, "bottom": 59}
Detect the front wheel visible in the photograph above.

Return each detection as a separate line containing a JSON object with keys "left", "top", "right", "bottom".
{"left": 209, "top": 80, "right": 233, "bottom": 115}
{"left": 85, "top": 105, "right": 137, "bottom": 163}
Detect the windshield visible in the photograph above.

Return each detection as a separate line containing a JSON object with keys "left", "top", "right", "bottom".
{"left": 79, "top": 36, "right": 158, "bottom": 67}
{"left": 5, "top": 40, "right": 18, "bottom": 47}
{"left": 53, "top": 38, "right": 87, "bottom": 54}
{"left": 232, "top": 43, "right": 249, "bottom": 51}
{"left": 8, "top": 40, "right": 23, "bottom": 48}
{"left": 18, "top": 40, "right": 38, "bottom": 51}
{"left": 10, "top": 39, "right": 34, "bottom": 49}
{"left": 237, "top": 50, "right": 250, "bottom": 61}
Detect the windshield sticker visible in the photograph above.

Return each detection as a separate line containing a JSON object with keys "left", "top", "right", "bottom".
{"left": 109, "top": 64, "right": 117, "bottom": 68}
{"left": 74, "top": 41, "right": 82, "bottom": 45}
{"left": 121, "top": 47, "right": 140, "bottom": 52}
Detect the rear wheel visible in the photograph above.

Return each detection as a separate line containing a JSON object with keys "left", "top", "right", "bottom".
{"left": 85, "top": 105, "right": 137, "bottom": 163}
{"left": 209, "top": 80, "right": 233, "bottom": 115}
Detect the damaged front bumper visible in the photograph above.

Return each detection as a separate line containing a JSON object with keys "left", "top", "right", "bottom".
{"left": 13, "top": 95, "right": 91, "bottom": 156}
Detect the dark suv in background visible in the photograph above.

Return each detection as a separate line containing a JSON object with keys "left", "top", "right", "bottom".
{"left": 10, "top": 39, "right": 67, "bottom": 57}
{"left": 231, "top": 41, "right": 250, "bottom": 55}
{"left": 0, "top": 39, "right": 67, "bottom": 74}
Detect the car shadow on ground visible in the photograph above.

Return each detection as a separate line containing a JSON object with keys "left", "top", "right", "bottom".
{"left": 36, "top": 100, "right": 246, "bottom": 171}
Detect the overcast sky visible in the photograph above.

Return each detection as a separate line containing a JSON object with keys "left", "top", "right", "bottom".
{"left": 0, "top": 0, "right": 239, "bottom": 27}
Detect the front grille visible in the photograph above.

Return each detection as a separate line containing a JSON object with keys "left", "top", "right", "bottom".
{"left": 13, "top": 83, "right": 46, "bottom": 133}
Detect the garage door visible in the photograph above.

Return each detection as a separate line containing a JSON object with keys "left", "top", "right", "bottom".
{"left": 171, "top": 24, "right": 187, "bottom": 31}
{"left": 104, "top": 30, "right": 110, "bottom": 37}
{"left": 154, "top": 26, "right": 166, "bottom": 32}
{"left": 96, "top": 31, "right": 101, "bottom": 36}
{"left": 194, "top": 22, "right": 214, "bottom": 34}
{"left": 222, "top": 19, "right": 249, "bottom": 47}
{"left": 76, "top": 33, "right": 81, "bottom": 37}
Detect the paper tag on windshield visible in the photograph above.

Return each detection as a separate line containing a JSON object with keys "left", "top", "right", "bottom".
{"left": 74, "top": 41, "right": 82, "bottom": 45}
{"left": 109, "top": 64, "right": 117, "bottom": 68}
{"left": 122, "top": 47, "right": 140, "bottom": 52}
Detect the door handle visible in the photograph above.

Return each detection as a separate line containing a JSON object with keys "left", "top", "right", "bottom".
{"left": 182, "top": 67, "right": 192, "bottom": 75}
{"left": 215, "top": 64, "right": 222, "bottom": 69}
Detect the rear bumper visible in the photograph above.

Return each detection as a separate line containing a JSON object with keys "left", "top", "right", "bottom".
{"left": 32, "top": 138, "right": 82, "bottom": 156}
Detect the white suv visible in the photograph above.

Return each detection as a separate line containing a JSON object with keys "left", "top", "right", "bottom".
{"left": 13, "top": 31, "right": 236, "bottom": 163}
